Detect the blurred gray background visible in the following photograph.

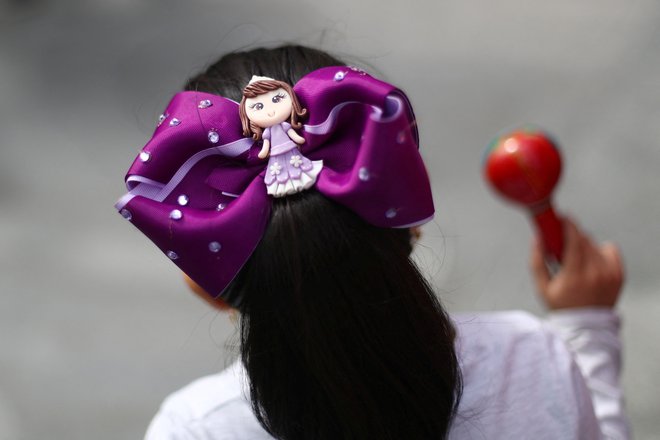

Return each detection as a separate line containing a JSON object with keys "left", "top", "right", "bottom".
{"left": 1, "top": 0, "right": 659, "bottom": 438}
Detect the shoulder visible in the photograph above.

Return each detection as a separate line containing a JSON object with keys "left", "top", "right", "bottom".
{"left": 452, "top": 311, "right": 563, "bottom": 390}
{"left": 453, "top": 310, "right": 549, "bottom": 350}
{"left": 453, "top": 309, "right": 543, "bottom": 333}
{"left": 144, "top": 360, "right": 273, "bottom": 440}
{"left": 281, "top": 122, "right": 291, "bottom": 131}
{"left": 449, "top": 311, "right": 600, "bottom": 439}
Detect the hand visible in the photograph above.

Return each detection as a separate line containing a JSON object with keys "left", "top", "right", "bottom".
{"left": 287, "top": 128, "right": 305, "bottom": 145}
{"left": 530, "top": 218, "right": 624, "bottom": 310}
{"left": 258, "top": 139, "right": 270, "bottom": 159}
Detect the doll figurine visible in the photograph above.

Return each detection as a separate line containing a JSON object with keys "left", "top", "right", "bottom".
{"left": 239, "top": 75, "right": 323, "bottom": 197}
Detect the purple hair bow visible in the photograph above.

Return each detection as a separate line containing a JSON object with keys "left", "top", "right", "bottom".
{"left": 115, "top": 67, "right": 434, "bottom": 301}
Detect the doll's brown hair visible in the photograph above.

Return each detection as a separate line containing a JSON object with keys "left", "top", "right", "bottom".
{"left": 239, "top": 80, "right": 307, "bottom": 141}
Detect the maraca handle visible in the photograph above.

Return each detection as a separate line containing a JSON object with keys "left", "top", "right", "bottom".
{"left": 532, "top": 205, "right": 564, "bottom": 262}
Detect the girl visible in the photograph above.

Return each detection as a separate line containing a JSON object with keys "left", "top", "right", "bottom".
{"left": 116, "top": 45, "right": 629, "bottom": 439}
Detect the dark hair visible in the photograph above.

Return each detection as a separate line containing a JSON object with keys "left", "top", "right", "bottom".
{"left": 185, "top": 45, "right": 462, "bottom": 440}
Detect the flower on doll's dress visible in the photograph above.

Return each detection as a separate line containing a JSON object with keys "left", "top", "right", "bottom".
{"left": 269, "top": 162, "right": 282, "bottom": 176}
{"left": 290, "top": 155, "right": 303, "bottom": 168}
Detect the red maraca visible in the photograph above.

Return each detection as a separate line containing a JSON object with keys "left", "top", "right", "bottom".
{"left": 483, "top": 128, "right": 564, "bottom": 262}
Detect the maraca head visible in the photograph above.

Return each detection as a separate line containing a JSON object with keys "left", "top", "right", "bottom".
{"left": 483, "top": 129, "right": 561, "bottom": 206}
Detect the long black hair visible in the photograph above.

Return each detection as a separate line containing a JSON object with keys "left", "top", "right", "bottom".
{"left": 185, "top": 45, "right": 462, "bottom": 440}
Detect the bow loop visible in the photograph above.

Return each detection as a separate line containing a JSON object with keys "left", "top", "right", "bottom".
{"left": 294, "top": 67, "right": 397, "bottom": 126}
{"left": 126, "top": 92, "right": 252, "bottom": 189}
{"left": 314, "top": 93, "right": 432, "bottom": 228}
{"left": 123, "top": 178, "right": 270, "bottom": 299}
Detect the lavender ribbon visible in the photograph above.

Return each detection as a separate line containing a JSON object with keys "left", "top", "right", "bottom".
{"left": 115, "top": 66, "right": 434, "bottom": 301}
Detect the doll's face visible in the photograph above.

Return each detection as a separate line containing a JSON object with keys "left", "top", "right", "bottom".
{"left": 245, "top": 88, "right": 292, "bottom": 128}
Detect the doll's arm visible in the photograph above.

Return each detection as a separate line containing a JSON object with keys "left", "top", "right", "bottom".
{"left": 258, "top": 139, "right": 270, "bottom": 159}
{"left": 287, "top": 128, "right": 305, "bottom": 145}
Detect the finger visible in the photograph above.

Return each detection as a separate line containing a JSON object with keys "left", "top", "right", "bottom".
{"left": 601, "top": 242, "right": 625, "bottom": 283}
{"left": 576, "top": 225, "right": 612, "bottom": 269}
{"left": 561, "top": 217, "right": 584, "bottom": 269}
{"left": 578, "top": 226, "right": 603, "bottom": 265}
{"left": 530, "top": 236, "right": 550, "bottom": 292}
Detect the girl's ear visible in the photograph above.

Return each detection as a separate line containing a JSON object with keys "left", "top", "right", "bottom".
{"left": 410, "top": 227, "right": 422, "bottom": 247}
{"left": 182, "top": 273, "right": 234, "bottom": 311}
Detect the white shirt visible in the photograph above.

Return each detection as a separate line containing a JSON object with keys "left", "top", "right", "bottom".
{"left": 145, "top": 309, "right": 630, "bottom": 440}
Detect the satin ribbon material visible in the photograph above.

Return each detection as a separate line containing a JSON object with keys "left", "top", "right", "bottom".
{"left": 116, "top": 66, "right": 434, "bottom": 301}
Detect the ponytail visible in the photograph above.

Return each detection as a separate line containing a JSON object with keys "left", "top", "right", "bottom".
{"left": 227, "top": 191, "right": 461, "bottom": 439}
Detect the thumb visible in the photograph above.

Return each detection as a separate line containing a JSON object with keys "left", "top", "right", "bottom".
{"left": 561, "top": 218, "right": 584, "bottom": 270}
{"left": 530, "top": 235, "right": 550, "bottom": 293}
{"left": 601, "top": 241, "right": 625, "bottom": 284}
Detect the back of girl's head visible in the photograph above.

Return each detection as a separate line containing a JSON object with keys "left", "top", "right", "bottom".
{"left": 185, "top": 45, "right": 341, "bottom": 101}
{"left": 185, "top": 45, "right": 462, "bottom": 440}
